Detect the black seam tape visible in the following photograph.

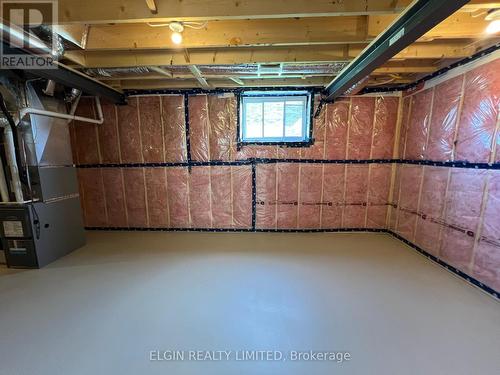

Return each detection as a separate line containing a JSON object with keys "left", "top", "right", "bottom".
{"left": 386, "top": 230, "right": 499, "bottom": 300}
{"left": 125, "top": 86, "right": 324, "bottom": 97}
{"left": 251, "top": 161, "right": 256, "bottom": 230}
{"left": 183, "top": 94, "right": 192, "bottom": 169}
{"left": 85, "top": 226, "right": 387, "bottom": 233}
{"left": 76, "top": 159, "right": 500, "bottom": 170}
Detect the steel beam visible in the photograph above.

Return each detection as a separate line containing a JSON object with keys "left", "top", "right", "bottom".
{"left": 324, "top": 0, "right": 470, "bottom": 101}
{"left": 23, "top": 63, "right": 127, "bottom": 104}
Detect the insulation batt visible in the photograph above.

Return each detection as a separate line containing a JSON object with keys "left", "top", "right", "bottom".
{"left": 70, "top": 57, "right": 500, "bottom": 293}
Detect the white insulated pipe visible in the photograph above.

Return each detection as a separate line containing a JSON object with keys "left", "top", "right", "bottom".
{"left": 18, "top": 96, "right": 103, "bottom": 125}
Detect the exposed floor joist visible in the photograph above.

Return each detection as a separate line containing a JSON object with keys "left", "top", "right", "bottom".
{"left": 57, "top": 0, "right": 412, "bottom": 24}
{"left": 78, "top": 13, "right": 494, "bottom": 52}
{"left": 56, "top": 0, "right": 500, "bottom": 24}
{"left": 75, "top": 41, "right": 481, "bottom": 68}
{"left": 108, "top": 76, "right": 338, "bottom": 89}
{"left": 83, "top": 17, "right": 368, "bottom": 50}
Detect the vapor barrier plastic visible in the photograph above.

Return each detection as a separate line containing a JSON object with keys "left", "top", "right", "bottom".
{"left": 394, "top": 56, "right": 500, "bottom": 293}
{"left": 255, "top": 163, "right": 391, "bottom": 230}
{"left": 391, "top": 166, "right": 499, "bottom": 293}
{"left": 71, "top": 94, "right": 399, "bottom": 165}
{"left": 70, "top": 56, "right": 499, "bottom": 294}
{"left": 78, "top": 166, "right": 253, "bottom": 230}
{"left": 401, "top": 57, "right": 500, "bottom": 163}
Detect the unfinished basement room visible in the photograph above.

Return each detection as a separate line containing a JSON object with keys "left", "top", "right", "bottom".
{"left": 0, "top": 0, "right": 499, "bottom": 374}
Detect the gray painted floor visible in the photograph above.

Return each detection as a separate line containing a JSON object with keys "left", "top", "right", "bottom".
{"left": 0, "top": 232, "right": 499, "bottom": 375}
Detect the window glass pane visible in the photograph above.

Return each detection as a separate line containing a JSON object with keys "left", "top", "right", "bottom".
{"left": 244, "top": 102, "right": 263, "bottom": 138}
{"left": 241, "top": 93, "right": 310, "bottom": 143}
{"left": 263, "top": 101, "right": 284, "bottom": 138}
{"left": 284, "top": 101, "right": 304, "bottom": 137}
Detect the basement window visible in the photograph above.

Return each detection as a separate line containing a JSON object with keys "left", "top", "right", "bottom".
{"left": 239, "top": 91, "right": 312, "bottom": 144}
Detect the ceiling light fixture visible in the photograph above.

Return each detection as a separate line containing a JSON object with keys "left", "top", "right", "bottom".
{"left": 147, "top": 21, "right": 208, "bottom": 46}
{"left": 169, "top": 22, "right": 184, "bottom": 45}
{"left": 485, "top": 9, "right": 500, "bottom": 34}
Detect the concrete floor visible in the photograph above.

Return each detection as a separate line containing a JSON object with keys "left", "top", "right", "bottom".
{"left": 0, "top": 232, "right": 499, "bottom": 375}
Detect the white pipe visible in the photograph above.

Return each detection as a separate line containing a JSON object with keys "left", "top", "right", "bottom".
{"left": 0, "top": 159, "right": 9, "bottom": 202}
{"left": 3, "top": 125, "right": 24, "bottom": 202}
{"left": 18, "top": 96, "right": 103, "bottom": 125}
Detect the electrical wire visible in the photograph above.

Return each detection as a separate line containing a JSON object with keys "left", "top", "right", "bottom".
{"left": 147, "top": 21, "right": 208, "bottom": 29}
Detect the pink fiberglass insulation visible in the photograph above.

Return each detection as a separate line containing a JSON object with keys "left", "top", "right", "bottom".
{"left": 210, "top": 166, "right": 234, "bottom": 228}
{"left": 371, "top": 96, "right": 398, "bottom": 159}
{"left": 166, "top": 167, "right": 190, "bottom": 228}
{"left": 398, "top": 96, "right": 411, "bottom": 158}
{"left": 276, "top": 163, "right": 300, "bottom": 229}
{"left": 404, "top": 88, "right": 433, "bottom": 160}
{"left": 324, "top": 100, "right": 349, "bottom": 160}
{"left": 123, "top": 168, "right": 148, "bottom": 227}
{"left": 161, "top": 95, "right": 187, "bottom": 162}
{"left": 73, "top": 98, "right": 100, "bottom": 164}
{"left": 395, "top": 164, "right": 423, "bottom": 241}
{"left": 366, "top": 164, "right": 392, "bottom": 229}
{"left": 426, "top": 76, "right": 463, "bottom": 161}
{"left": 276, "top": 146, "right": 298, "bottom": 159}
{"left": 188, "top": 95, "right": 211, "bottom": 161}
{"left": 208, "top": 95, "right": 237, "bottom": 161}
{"left": 189, "top": 94, "right": 238, "bottom": 161}
{"left": 343, "top": 165, "right": 369, "bottom": 228}
{"left": 347, "top": 97, "right": 375, "bottom": 160}
{"left": 97, "top": 99, "right": 121, "bottom": 164}
{"left": 455, "top": 59, "right": 500, "bottom": 163}
{"left": 414, "top": 166, "right": 449, "bottom": 257}
{"left": 439, "top": 168, "right": 488, "bottom": 271}
{"left": 473, "top": 170, "right": 500, "bottom": 291}
{"left": 101, "top": 168, "right": 127, "bottom": 227}
{"left": 117, "top": 97, "right": 143, "bottom": 163}
{"left": 388, "top": 165, "right": 401, "bottom": 231}
{"left": 78, "top": 168, "right": 106, "bottom": 227}
{"left": 297, "top": 164, "right": 323, "bottom": 228}
{"left": 145, "top": 168, "right": 169, "bottom": 227}
{"left": 301, "top": 99, "right": 326, "bottom": 160}
{"left": 321, "top": 165, "right": 345, "bottom": 228}
{"left": 256, "top": 164, "right": 277, "bottom": 229}
{"left": 188, "top": 167, "right": 212, "bottom": 228}
{"left": 232, "top": 166, "right": 253, "bottom": 229}
{"left": 139, "top": 96, "right": 164, "bottom": 163}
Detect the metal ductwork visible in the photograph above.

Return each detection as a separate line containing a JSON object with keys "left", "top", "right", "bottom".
{"left": 0, "top": 23, "right": 126, "bottom": 104}
{"left": 0, "top": 76, "right": 87, "bottom": 268}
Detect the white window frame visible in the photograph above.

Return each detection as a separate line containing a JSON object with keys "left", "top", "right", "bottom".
{"left": 239, "top": 93, "right": 311, "bottom": 143}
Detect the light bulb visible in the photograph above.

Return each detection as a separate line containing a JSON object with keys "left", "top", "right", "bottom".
{"left": 171, "top": 32, "right": 183, "bottom": 45}
{"left": 486, "top": 19, "right": 500, "bottom": 34}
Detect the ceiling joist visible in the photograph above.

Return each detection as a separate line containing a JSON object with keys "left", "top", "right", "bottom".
{"left": 56, "top": 0, "right": 500, "bottom": 24}
{"left": 57, "top": 0, "right": 412, "bottom": 24}
{"left": 75, "top": 41, "right": 481, "bottom": 68}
